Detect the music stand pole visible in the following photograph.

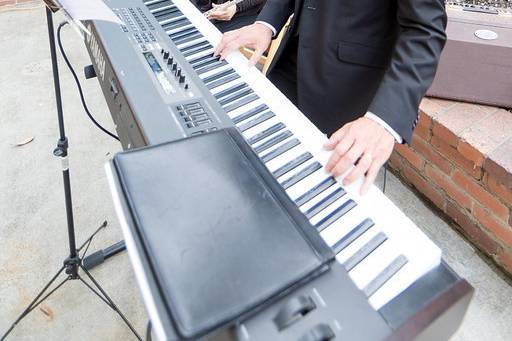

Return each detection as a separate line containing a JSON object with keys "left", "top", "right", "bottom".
{"left": 0, "top": 7, "right": 142, "bottom": 340}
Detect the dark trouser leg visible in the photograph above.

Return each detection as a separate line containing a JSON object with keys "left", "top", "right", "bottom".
{"left": 267, "top": 36, "right": 299, "bottom": 105}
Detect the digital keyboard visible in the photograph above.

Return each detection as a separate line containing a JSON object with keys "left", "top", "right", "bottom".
{"left": 87, "top": 0, "right": 473, "bottom": 339}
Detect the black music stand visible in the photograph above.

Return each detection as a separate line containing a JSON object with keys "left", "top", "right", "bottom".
{"left": 1, "top": 7, "right": 142, "bottom": 340}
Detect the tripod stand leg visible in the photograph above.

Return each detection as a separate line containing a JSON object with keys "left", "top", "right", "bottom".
{"left": 79, "top": 265, "right": 143, "bottom": 341}
{"left": 1, "top": 265, "right": 67, "bottom": 340}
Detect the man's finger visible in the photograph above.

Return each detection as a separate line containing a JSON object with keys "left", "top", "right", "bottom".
{"left": 219, "top": 41, "right": 241, "bottom": 60}
{"left": 360, "top": 159, "right": 382, "bottom": 195}
{"left": 343, "top": 151, "right": 372, "bottom": 186}
{"left": 325, "top": 134, "right": 354, "bottom": 172}
{"left": 331, "top": 143, "right": 364, "bottom": 177}
{"left": 248, "top": 46, "right": 266, "bottom": 66}
{"left": 214, "top": 32, "right": 239, "bottom": 56}
{"left": 324, "top": 126, "right": 347, "bottom": 150}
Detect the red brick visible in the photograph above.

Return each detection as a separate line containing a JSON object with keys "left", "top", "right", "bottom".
{"left": 418, "top": 111, "right": 431, "bottom": 128}
{"left": 403, "top": 163, "right": 445, "bottom": 210}
{"left": 388, "top": 151, "right": 403, "bottom": 172}
{"left": 496, "top": 249, "right": 512, "bottom": 275}
{"left": 414, "top": 124, "right": 431, "bottom": 142}
{"left": 484, "top": 138, "right": 512, "bottom": 189}
{"left": 484, "top": 173, "right": 512, "bottom": 207}
{"left": 432, "top": 122, "right": 459, "bottom": 147}
{"left": 457, "top": 140, "right": 484, "bottom": 167}
{"left": 394, "top": 144, "right": 425, "bottom": 171}
{"left": 474, "top": 206, "right": 512, "bottom": 247}
{"left": 453, "top": 169, "right": 509, "bottom": 222}
{"left": 411, "top": 135, "right": 452, "bottom": 174}
{"left": 432, "top": 135, "right": 482, "bottom": 179}
{"left": 446, "top": 202, "right": 500, "bottom": 255}
{"left": 425, "top": 164, "right": 472, "bottom": 211}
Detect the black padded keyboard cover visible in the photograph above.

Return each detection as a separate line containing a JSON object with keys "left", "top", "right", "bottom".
{"left": 112, "top": 128, "right": 334, "bottom": 339}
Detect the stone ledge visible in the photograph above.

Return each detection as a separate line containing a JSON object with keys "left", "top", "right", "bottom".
{"left": 390, "top": 97, "right": 512, "bottom": 277}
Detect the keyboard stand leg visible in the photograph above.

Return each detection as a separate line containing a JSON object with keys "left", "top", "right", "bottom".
{"left": 82, "top": 240, "right": 126, "bottom": 270}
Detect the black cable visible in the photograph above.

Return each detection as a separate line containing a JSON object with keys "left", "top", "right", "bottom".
{"left": 56, "top": 22, "right": 119, "bottom": 141}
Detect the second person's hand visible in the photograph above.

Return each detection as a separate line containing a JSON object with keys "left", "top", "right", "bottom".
{"left": 214, "top": 22, "right": 272, "bottom": 66}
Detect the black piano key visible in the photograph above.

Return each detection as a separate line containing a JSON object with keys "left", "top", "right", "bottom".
{"left": 261, "top": 138, "right": 300, "bottom": 163}
{"left": 183, "top": 45, "right": 212, "bottom": 58}
{"left": 154, "top": 8, "right": 180, "bottom": 22}
{"left": 153, "top": 5, "right": 178, "bottom": 13}
{"left": 363, "top": 255, "right": 408, "bottom": 297}
{"left": 189, "top": 53, "right": 215, "bottom": 66}
{"left": 196, "top": 61, "right": 228, "bottom": 75}
{"left": 247, "top": 123, "right": 285, "bottom": 145}
{"left": 315, "top": 199, "right": 356, "bottom": 232}
{"left": 294, "top": 177, "right": 337, "bottom": 207}
{"left": 193, "top": 56, "right": 221, "bottom": 69}
{"left": 233, "top": 104, "right": 268, "bottom": 124}
{"left": 169, "top": 26, "right": 195, "bottom": 40}
{"left": 332, "top": 218, "right": 375, "bottom": 254}
{"left": 163, "top": 17, "right": 189, "bottom": 30}
{"left": 203, "top": 68, "right": 235, "bottom": 84}
{"left": 238, "top": 111, "right": 275, "bottom": 132}
{"left": 343, "top": 232, "right": 387, "bottom": 272}
{"left": 305, "top": 187, "right": 346, "bottom": 219}
{"left": 174, "top": 32, "right": 203, "bottom": 46}
{"left": 224, "top": 94, "right": 259, "bottom": 113}
{"left": 256, "top": 130, "right": 294, "bottom": 155}
{"left": 281, "top": 162, "right": 322, "bottom": 190}
{"left": 219, "top": 88, "right": 253, "bottom": 106}
{"left": 151, "top": 4, "right": 176, "bottom": 13}
{"left": 147, "top": 0, "right": 172, "bottom": 11}
{"left": 206, "top": 73, "right": 240, "bottom": 90}
{"left": 343, "top": 232, "right": 388, "bottom": 271}
{"left": 215, "top": 83, "right": 248, "bottom": 101}
{"left": 180, "top": 39, "right": 209, "bottom": 52}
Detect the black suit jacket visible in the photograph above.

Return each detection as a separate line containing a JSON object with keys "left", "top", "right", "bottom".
{"left": 257, "top": 0, "right": 447, "bottom": 142}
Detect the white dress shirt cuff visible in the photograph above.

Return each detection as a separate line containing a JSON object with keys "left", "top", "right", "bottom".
{"left": 365, "top": 112, "right": 403, "bottom": 144}
{"left": 255, "top": 21, "right": 277, "bottom": 37}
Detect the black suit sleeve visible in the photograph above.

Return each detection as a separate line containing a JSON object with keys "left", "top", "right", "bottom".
{"left": 256, "top": 0, "right": 294, "bottom": 35}
{"left": 368, "top": 0, "right": 447, "bottom": 143}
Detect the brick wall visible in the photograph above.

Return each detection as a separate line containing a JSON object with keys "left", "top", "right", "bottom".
{"left": 390, "top": 98, "right": 512, "bottom": 276}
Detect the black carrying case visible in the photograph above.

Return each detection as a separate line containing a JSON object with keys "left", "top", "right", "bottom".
{"left": 112, "top": 128, "right": 335, "bottom": 339}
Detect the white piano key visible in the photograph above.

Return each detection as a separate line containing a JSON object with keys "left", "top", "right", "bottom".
{"left": 286, "top": 167, "right": 331, "bottom": 201}
{"left": 298, "top": 182, "right": 342, "bottom": 212}
{"left": 165, "top": 22, "right": 192, "bottom": 36}
{"left": 320, "top": 207, "right": 370, "bottom": 249}
{"left": 308, "top": 195, "right": 352, "bottom": 226}
{"left": 348, "top": 237, "right": 399, "bottom": 290}
{"left": 210, "top": 79, "right": 246, "bottom": 96}
{"left": 176, "top": 36, "right": 207, "bottom": 49}
{"left": 198, "top": 64, "right": 232, "bottom": 80}
{"left": 264, "top": 143, "right": 308, "bottom": 173}
{"left": 226, "top": 99, "right": 264, "bottom": 119}
{"left": 241, "top": 115, "right": 280, "bottom": 139}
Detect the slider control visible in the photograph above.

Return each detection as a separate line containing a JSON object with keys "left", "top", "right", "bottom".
{"left": 274, "top": 295, "right": 316, "bottom": 331}
{"left": 298, "top": 324, "right": 335, "bottom": 341}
